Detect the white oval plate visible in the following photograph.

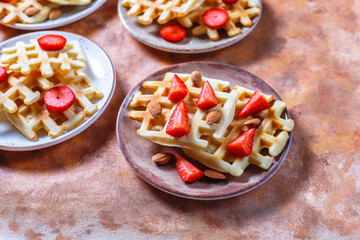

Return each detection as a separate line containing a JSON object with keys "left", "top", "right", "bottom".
{"left": 118, "top": 0, "right": 262, "bottom": 53}
{"left": 2, "top": 0, "right": 106, "bottom": 30}
{"left": 0, "top": 31, "right": 116, "bottom": 151}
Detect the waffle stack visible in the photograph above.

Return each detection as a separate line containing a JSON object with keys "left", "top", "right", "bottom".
{"left": 122, "top": 0, "right": 260, "bottom": 40}
{"left": 0, "top": 38, "right": 103, "bottom": 140}
{"left": 0, "top": 0, "right": 92, "bottom": 25}
{"left": 128, "top": 72, "right": 294, "bottom": 176}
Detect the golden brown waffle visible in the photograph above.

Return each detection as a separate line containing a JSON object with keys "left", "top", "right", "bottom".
{"left": 1, "top": 39, "right": 86, "bottom": 78}
{"left": 0, "top": 0, "right": 59, "bottom": 25}
{"left": 178, "top": 0, "right": 260, "bottom": 40}
{"left": 183, "top": 89, "right": 294, "bottom": 176}
{"left": 0, "top": 71, "right": 54, "bottom": 113}
{"left": 48, "top": 0, "right": 91, "bottom": 5}
{"left": 128, "top": 72, "right": 244, "bottom": 149}
{"left": 122, "top": 0, "right": 200, "bottom": 25}
{"left": 4, "top": 70, "right": 103, "bottom": 140}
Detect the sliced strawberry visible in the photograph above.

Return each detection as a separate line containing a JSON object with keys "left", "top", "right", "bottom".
{"left": 44, "top": 86, "right": 75, "bottom": 112}
{"left": 37, "top": 35, "right": 67, "bottom": 51}
{"left": 203, "top": 9, "right": 229, "bottom": 28}
{"left": 160, "top": 24, "right": 186, "bottom": 42}
{"left": 166, "top": 101, "right": 190, "bottom": 138}
{"left": 0, "top": 67, "right": 8, "bottom": 83}
{"left": 196, "top": 81, "right": 218, "bottom": 109}
{"left": 227, "top": 128, "right": 256, "bottom": 157}
{"left": 222, "top": 0, "right": 238, "bottom": 4}
{"left": 238, "top": 91, "right": 271, "bottom": 118}
{"left": 168, "top": 74, "right": 188, "bottom": 102}
{"left": 173, "top": 152, "right": 203, "bottom": 183}
{"left": 0, "top": 0, "right": 14, "bottom": 2}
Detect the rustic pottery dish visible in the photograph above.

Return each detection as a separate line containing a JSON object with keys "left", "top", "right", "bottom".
{"left": 117, "top": 0, "right": 263, "bottom": 53}
{"left": 2, "top": 0, "right": 106, "bottom": 30}
{"left": 116, "top": 62, "right": 292, "bottom": 200}
{"left": 0, "top": 31, "right": 116, "bottom": 151}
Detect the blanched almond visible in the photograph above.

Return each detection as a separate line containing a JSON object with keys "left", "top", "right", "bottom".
{"left": 25, "top": 7, "right": 41, "bottom": 17}
{"left": 244, "top": 118, "right": 261, "bottom": 128}
{"left": 205, "top": 110, "right": 222, "bottom": 125}
{"left": 148, "top": 101, "right": 162, "bottom": 118}
{"left": 152, "top": 153, "right": 172, "bottom": 165}
{"left": 49, "top": 9, "right": 62, "bottom": 20}
{"left": 204, "top": 170, "right": 226, "bottom": 180}
{"left": 190, "top": 71, "right": 202, "bottom": 87}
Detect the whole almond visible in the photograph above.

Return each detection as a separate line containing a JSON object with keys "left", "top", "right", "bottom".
{"left": 204, "top": 170, "right": 226, "bottom": 180}
{"left": 223, "top": 86, "right": 230, "bottom": 92}
{"left": 190, "top": 71, "right": 202, "bottom": 87}
{"left": 244, "top": 118, "right": 261, "bottom": 128}
{"left": 152, "top": 153, "right": 172, "bottom": 165}
{"left": 205, "top": 110, "right": 222, "bottom": 125}
{"left": 49, "top": 9, "right": 62, "bottom": 20}
{"left": 148, "top": 101, "right": 162, "bottom": 118}
{"left": 25, "top": 7, "right": 41, "bottom": 17}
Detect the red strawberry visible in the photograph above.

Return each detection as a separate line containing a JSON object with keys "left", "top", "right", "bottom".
{"left": 44, "top": 86, "right": 75, "bottom": 112}
{"left": 196, "top": 81, "right": 218, "bottom": 109}
{"left": 0, "top": 67, "right": 8, "bottom": 83}
{"left": 160, "top": 24, "right": 186, "bottom": 42}
{"left": 238, "top": 91, "right": 271, "bottom": 118}
{"left": 168, "top": 74, "right": 188, "bottom": 102}
{"left": 173, "top": 152, "right": 203, "bottom": 183}
{"left": 37, "top": 35, "right": 67, "bottom": 51}
{"left": 203, "top": 9, "right": 229, "bottom": 28}
{"left": 227, "top": 128, "right": 256, "bottom": 157}
{"left": 0, "top": 0, "right": 14, "bottom": 2}
{"left": 166, "top": 101, "right": 190, "bottom": 138}
{"left": 222, "top": 0, "right": 238, "bottom": 4}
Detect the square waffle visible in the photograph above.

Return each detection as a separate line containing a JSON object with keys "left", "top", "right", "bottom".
{"left": 0, "top": 0, "right": 59, "bottom": 25}
{"left": 1, "top": 39, "right": 86, "bottom": 78}
{"left": 177, "top": 0, "right": 260, "bottom": 40}
{"left": 122, "top": 0, "right": 200, "bottom": 25}
{"left": 128, "top": 72, "right": 242, "bottom": 149}
{"left": 4, "top": 70, "right": 103, "bottom": 140}
{"left": 183, "top": 89, "right": 294, "bottom": 176}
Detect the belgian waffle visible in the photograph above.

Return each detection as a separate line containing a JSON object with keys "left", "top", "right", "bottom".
{"left": 48, "top": 0, "right": 91, "bottom": 5}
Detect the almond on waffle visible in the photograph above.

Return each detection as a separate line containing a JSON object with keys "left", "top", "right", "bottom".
{"left": 1, "top": 39, "right": 85, "bottom": 78}
{"left": 0, "top": 0, "right": 59, "bottom": 25}
{"left": 178, "top": 0, "right": 260, "bottom": 40}
{"left": 122, "top": 0, "right": 200, "bottom": 25}
{"left": 183, "top": 87, "right": 294, "bottom": 176}
{"left": 128, "top": 72, "right": 242, "bottom": 149}
{"left": 48, "top": 0, "right": 91, "bottom": 5}
{"left": 4, "top": 70, "right": 103, "bottom": 140}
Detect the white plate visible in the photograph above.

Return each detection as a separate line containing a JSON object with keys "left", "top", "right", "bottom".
{"left": 118, "top": 0, "right": 262, "bottom": 53}
{"left": 2, "top": 0, "right": 106, "bottom": 30}
{"left": 0, "top": 31, "right": 116, "bottom": 151}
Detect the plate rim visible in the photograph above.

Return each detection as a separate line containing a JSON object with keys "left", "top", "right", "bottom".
{"left": 117, "top": 0, "right": 263, "bottom": 54}
{"left": 0, "top": 30, "right": 116, "bottom": 151}
{"left": 1, "top": 0, "right": 106, "bottom": 30}
{"left": 116, "top": 61, "right": 293, "bottom": 200}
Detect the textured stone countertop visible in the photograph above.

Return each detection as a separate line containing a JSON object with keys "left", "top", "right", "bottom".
{"left": 0, "top": 0, "right": 359, "bottom": 239}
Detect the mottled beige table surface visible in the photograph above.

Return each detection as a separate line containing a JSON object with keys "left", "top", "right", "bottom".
{"left": 0, "top": 0, "right": 359, "bottom": 239}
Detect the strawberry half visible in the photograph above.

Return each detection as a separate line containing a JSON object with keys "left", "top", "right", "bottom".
{"left": 160, "top": 24, "right": 186, "bottom": 42}
{"left": 222, "top": 0, "right": 238, "bottom": 4}
{"left": 196, "top": 81, "right": 218, "bottom": 109}
{"left": 238, "top": 91, "right": 271, "bottom": 118}
{"left": 1, "top": 0, "right": 14, "bottom": 2}
{"left": 0, "top": 66, "right": 8, "bottom": 83}
{"left": 44, "top": 86, "right": 75, "bottom": 112}
{"left": 166, "top": 101, "right": 190, "bottom": 138}
{"left": 203, "top": 9, "right": 229, "bottom": 28}
{"left": 173, "top": 152, "right": 203, "bottom": 183}
{"left": 38, "top": 35, "right": 67, "bottom": 51}
{"left": 227, "top": 128, "right": 256, "bottom": 157}
{"left": 168, "top": 74, "right": 188, "bottom": 102}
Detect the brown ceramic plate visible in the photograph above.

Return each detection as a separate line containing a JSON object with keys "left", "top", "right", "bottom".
{"left": 116, "top": 62, "right": 292, "bottom": 200}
